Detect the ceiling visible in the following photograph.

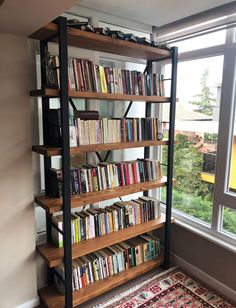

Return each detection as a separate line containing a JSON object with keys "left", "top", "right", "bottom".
{"left": 0, "top": 0, "right": 80, "bottom": 36}
{"left": 0, "top": 0, "right": 234, "bottom": 36}
{"left": 78, "top": 0, "right": 234, "bottom": 27}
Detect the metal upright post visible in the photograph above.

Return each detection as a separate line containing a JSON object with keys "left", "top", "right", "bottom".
{"left": 57, "top": 17, "right": 73, "bottom": 307}
{"left": 40, "top": 42, "right": 53, "bottom": 286}
{"left": 40, "top": 41, "right": 52, "bottom": 197}
{"left": 163, "top": 47, "right": 178, "bottom": 269}
{"left": 144, "top": 60, "right": 152, "bottom": 197}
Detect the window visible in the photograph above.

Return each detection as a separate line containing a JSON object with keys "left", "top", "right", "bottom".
{"left": 228, "top": 102, "right": 236, "bottom": 195}
{"left": 162, "top": 56, "right": 223, "bottom": 225}
{"left": 159, "top": 27, "right": 236, "bottom": 246}
{"left": 169, "top": 29, "right": 226, "bottom": 53}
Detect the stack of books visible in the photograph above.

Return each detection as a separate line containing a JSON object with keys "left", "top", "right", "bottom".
{"left": 50, "top": 56, "right": 165, "bottom": 96}
{"left": 54, "top": 234, "right": 161, "bottom": 293}
{"left": 52, "top": 196, "right": 161, "bottom": 247}
{"left": 49, "top": 159, "right": 162, "bottom": 197}
{"left": 76, "top": 117, "right": 162, "bottom": 145}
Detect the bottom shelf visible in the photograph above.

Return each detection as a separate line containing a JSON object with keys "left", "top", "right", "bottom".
{"left": 39, "top": 258, "right": 163, "bottom": 307}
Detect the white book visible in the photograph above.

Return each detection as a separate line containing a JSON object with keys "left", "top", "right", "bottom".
{"left": 69, "top": 125, "right": 77, "bottom": 147}
{"left": 117, "top": 68, "right": 123, "bottom": 94}
{"left": 88, "top": 214, "right": 95, "bottom": 239}
{"left": 68, "top": 59, "right": 76, "bottom": 90}
{"left": 113, "top": 68, "right": 119, "bottom": 93}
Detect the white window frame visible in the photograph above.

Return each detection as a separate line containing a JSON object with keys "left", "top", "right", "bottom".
{"left": 157, "top": 27, "right": 236, "bottom": 247}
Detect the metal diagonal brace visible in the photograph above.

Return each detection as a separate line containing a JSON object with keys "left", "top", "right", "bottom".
{"left": 69, "top": 98, "right": 77, "bottom": 111}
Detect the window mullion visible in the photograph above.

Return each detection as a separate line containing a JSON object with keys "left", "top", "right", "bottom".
{"left": 212, "top": 28, "right": 236, "bottom": 230}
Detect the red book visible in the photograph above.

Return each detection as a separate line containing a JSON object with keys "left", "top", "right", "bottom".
{"left": 125, "top": 163, "right": 130, "bottom": 185}
{"left": 132, "top": 162, "right": 138, "bottom": 183}
{"left": 120, "top": 163, "right": 125, "bottom": 186}
{"left": 77, "top": 60, "right": 84, "bottom": 91}
{"left": 121, "top": 69, "right": 126, "bottom": 94}
{"left": 80, "top": 59, "right": 88, "bottom": 91}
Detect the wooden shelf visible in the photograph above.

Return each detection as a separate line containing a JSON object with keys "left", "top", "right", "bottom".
{"left": 30, "top": 88, "right": 171, "bottom": 102}
{"left": 29, "top": 23, "right": 171, "bottom": 61}
{"left": 37, "top": 213, "right": 173, "bottom": 267}
{"left": 32, "top": 140, "right": 168, "bottom": 157}
{"left": 38, "top": 258, "right": 162, "bottom": 307}
{"left": 35, "top": 177, "right": 170, "bottom": 213}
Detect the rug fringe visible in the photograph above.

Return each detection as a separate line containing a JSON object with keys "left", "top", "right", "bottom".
{"left": 93, "top": 266, "right": 179, "bottom": 308}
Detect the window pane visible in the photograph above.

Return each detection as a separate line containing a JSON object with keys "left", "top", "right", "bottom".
{"left": 221, "top": 207, "right": 236, "bottom": 236}
{"left": 162, "top": 56, "right": 224, "bottom": 224}
{"left": 228, "top": 103, "right": 236, "bottom": 194}
{"left": 170, "top": 29, "right": 226, "bottom": 53}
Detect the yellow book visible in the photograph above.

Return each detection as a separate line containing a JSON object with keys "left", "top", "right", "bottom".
{"left": 153, "top": 118, "right": 157, "bottom": 141}
{"left": 99, "top": 65, "right": 108, "bottom": 93}
{"left": 77, "top": 217, "right": 81, "bottom": 242}
{"left": 74, "top": 218, "right": 78, "bottom": 243}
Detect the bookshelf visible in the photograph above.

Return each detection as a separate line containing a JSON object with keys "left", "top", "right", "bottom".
{"left": 32, "top": 140, "right": 168, "bottom": 156}
{"left": 35, "top": 176, "right": 172, "bottom": 213}
{"left": 37, "top": 214, "right": 174, "bottom": 268}
{"left": 38, "top": 258, "right": 162, "bottom": 308}
{"left": 30, "top": 88, "right": 171, "bottom": 102}
{"left": 30, "top": 16, "right": 177, "bottom": 308}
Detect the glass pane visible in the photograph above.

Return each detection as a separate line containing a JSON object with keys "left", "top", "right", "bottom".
{"left": 228, "top": 103, "right": 236, "bottom": 194}
{"left": 162, "top": 56, "right": 224, "bottom": 224}
{"left": 170, "top": 29, "right": 226, "bottom": 53}
{"left": 222, "top": 207, "right": 236, "bottom": 236}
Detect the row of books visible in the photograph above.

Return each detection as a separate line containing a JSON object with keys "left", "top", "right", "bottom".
{"left": 54, "top": 234, "right": 161, "bottom": 293}
{"left": 49, "top": 159, "right": 162, "bottom": 197}
{"left": 46, "top": 108, "right": 163, "bottom": 147}
{"left": 50, "top": 56, "right": 165, "bottom": 96}
{"left": 52, "top": 196, "right": 161, "bottom": 247}
{"left": 75, "top": 117, "right": 162, "bottom": 146}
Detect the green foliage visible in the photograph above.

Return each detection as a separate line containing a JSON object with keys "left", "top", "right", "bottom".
{"left": 172, "top": 190, "right": 212, "bottom": 223}
{"left": 189, "top": 68, "right": 216, "bottom": 116}
{"left": 163, "top": 134, "right": 209, "bottom": 197}
{"left": 204, "top": 132, "right": 218, "bottom": 144}
{"left": 222, "top": 208, "right": 236, "bottom": 235}
{"left": 162, "top": 132, "right": 236, "bottom": 232}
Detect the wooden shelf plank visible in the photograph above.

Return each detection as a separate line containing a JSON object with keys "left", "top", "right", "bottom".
{"left": 38, "top": 258, "right": 162, "bottom": 307}
{"left": 32, "top": 140, "right": 168, "bottom": 157}
{"left": 35, "top": 177, "right": 169, "bottom": 213}
{"left": 29, "top": 23, "right": 171, "bottom": 61}
{"left": 30, "top": 88, "right": 171, "bottom": 102}
{"left": 37, "top": 213, "right": 173, "bottom": 268}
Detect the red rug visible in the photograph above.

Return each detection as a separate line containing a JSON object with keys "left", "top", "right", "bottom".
{"left": 96, "top": 267, "right": 235, "bottom": 307}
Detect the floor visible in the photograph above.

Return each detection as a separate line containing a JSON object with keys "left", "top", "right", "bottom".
{"left": 79, "top": 267, "right": 165, "bottom": 308}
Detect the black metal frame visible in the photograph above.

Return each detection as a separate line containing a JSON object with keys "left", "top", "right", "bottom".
{"left": 163, "top": 47, "right": 178, "bottom": 269}
{"left": 143, "top": 48, "right": 178, "bottom": 269}
{"left": 57, "top": 17, "right": 73, "bottom": 307}
{"left": 39, "top": 15, "right": 178, "bottom": 307}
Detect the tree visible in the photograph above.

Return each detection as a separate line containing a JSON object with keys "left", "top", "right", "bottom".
{"left": 189, "top": 68, "right": 216, "bottom": 116}
{"left": 162, "top": 134, "right": 209, "bottom": 197}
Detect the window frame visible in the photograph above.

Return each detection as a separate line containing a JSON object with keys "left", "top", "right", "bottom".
{"left": 156, "top": 27, "right": 236, "bottom": 246}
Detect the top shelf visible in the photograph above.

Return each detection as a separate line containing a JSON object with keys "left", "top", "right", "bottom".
{"left": 29, "top": 23, "right": 171, "bottom": 61}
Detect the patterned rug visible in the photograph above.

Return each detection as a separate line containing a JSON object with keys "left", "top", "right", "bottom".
{"left": 95, "top": 267, "right": 235, "bottom": 308}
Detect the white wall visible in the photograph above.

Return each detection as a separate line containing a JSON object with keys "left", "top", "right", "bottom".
{"left": 0, "top": 33, "right": 37, "bottom": 308}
